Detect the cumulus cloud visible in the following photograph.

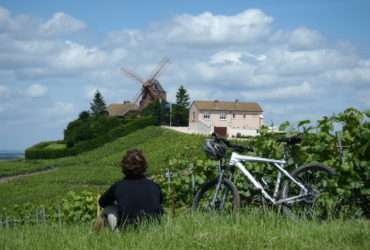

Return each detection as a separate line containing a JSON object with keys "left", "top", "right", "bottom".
{"left": 25, "top": 84, "right": 48, "bottom": 98}
{"left": 0, "top": 7, "right": 85, "bottom": 38}
{"left": 1, "top": 6, "right": 370, "bottom": 149}
{"left": 242, "top": 81, "right": 318, "bottom": 101}
{"left": 106, "top": 9, "right": 273, "bottom": 48}
{"left": 162, "top": 9, "right": 273, "bottom": 46}
{"left": 288, "top": 26, "right": 325, "bottom": 50}
{"left": 39, "top": 12, "right": 86, "bottom": 37}
{"left": 321, "top": 59, "right": 370, "bottom": 86}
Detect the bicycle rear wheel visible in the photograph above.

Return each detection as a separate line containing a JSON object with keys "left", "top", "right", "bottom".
{"left": 192, "top": 178, "right": 240, "bottom": 214}
{"left": 282, "top": 163, "right": 336, "bottom": 219}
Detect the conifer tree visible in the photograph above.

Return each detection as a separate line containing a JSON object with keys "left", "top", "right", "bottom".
{"left": 176, "top": 85, "right": 190, "bottom": 108}
{"left": 90, "top": 90, "right": 108, "bottom": 116}
{"left": 173, "top": 85, "right": 190, "bottom": 126}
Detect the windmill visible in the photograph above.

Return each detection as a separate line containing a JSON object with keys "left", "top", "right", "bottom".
{"left": 120, "top": 57, "right": 170, "bottom": 116}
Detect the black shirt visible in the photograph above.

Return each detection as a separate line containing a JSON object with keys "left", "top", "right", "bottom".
{"left": 99, "top": 176, "right": 163, "bottom": 224}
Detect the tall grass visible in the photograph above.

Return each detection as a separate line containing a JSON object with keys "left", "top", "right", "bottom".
{"left": 1, "top": 211, "right": 369, "bottom": 250}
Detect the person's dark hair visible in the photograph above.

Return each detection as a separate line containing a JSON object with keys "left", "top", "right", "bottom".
{"left": 121, "top": 149, "right": 147, "bottom": 177}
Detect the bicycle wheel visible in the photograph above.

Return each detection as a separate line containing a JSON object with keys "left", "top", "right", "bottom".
{"left": 282, "top": 163, "right": 336, "bottom": 219}
{"left": 192, "top": 178, "right": 240, "bottom": 214}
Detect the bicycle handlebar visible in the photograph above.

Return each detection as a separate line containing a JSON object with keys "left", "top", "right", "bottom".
{"left": 211, "top": 132, "right": 254, "bottom": 153}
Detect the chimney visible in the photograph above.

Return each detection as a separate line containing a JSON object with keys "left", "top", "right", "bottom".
{"left": 214, "top": 100, "right": 219, "bottom": 109}
{"left": 123, "top": 100, "right": 131, "bottom": 104}
{"left": 235, "top": 99, "right": 239, "bottom": 106}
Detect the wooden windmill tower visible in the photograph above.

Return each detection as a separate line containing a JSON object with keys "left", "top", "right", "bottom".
{"left": 120, "top": 57, "right": 170, "bottom": 116}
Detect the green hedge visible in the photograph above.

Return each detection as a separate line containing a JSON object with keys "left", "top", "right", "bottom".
{"left": 24, "top": 140, "right": 68, "bottom": 159}
{"left": 25, "top": 116, "right": 156, "bottom": 159}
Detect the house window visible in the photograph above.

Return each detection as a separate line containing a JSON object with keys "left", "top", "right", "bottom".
{"left": 220, "top": 113, "right": 226, "bottom": 120}
{"left": 203, "top": 112, "right": 210, "bottom": 120}
{"left": 243, "top": 114, "right": 246, "bottom": 118}
{"left": 192, "top": 112, "right": 195, "bottom": 120}
{"left": 232, "top": 113, "right": 236, "bottom": 119}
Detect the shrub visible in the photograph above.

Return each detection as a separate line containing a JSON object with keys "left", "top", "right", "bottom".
{"left": 25, "top": 141, "right": 68, "bottom": 159}
{"left": 26, "top": 116, "right": 156, "bottom": 160}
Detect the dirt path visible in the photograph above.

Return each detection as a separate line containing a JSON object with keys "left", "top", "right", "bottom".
{"left": 0, "top": 167, "right": 60, "bottom": 183}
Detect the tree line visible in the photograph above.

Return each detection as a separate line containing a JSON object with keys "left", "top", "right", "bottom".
{"left": 64, "top": 86, "right": 191, "bottom": 147}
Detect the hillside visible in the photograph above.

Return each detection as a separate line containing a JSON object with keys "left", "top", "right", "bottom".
{"left": 0, "top": 126, "right": 207, "bottom": 208}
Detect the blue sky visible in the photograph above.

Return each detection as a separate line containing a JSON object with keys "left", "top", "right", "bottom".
{"left": 0, "top": 0, "right": 370, "bottom": 150}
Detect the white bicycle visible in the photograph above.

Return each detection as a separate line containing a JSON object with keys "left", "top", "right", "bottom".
{"left": 192, "top": 133, "right": 336, "bottom": 218}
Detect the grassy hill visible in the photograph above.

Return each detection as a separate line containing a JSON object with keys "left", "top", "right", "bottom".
{"left": 0, "top": 126, "right": 206, "bottom": 208}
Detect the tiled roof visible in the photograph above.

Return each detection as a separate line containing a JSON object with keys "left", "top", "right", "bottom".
{"left": 106, "top": 103, "right": 139, "bottom": 116}
{"left": 193, "top": 100, "right": 263, "bottom": 112}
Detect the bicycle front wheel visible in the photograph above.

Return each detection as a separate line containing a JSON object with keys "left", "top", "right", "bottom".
{"left": 192, "top": 178, "right": 240, "bottom": 214}
{"left": 282, "top": 163, "right": 336, "bottom": 219}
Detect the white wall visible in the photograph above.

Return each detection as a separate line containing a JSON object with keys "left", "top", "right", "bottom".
{"left": 189, "top": 121, "right": 212, "bottom": 135}
{"left": 227, "top": 127, "right": 259, "bottom": 137}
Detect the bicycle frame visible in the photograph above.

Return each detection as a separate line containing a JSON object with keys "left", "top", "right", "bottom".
{"left": 227, "top": 152, "right": 309, "bottom": 205}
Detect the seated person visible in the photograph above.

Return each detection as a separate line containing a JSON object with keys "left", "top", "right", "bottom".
{"left": 97, "top": 149, "right": 163, "bottom": 230}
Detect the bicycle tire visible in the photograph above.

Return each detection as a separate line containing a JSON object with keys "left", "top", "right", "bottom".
{"left": 192, "top": 178, "right": 240, "bottom": 214}
{"left": 282, "top": 162, "right": 336, "bottom": 219}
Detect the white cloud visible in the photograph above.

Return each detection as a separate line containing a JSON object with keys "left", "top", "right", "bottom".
{"left": 107, "top": 9, "right": 273, "bottom": 48}
{"left": 164, "top": 9, "right": 273, "bottom": 46}
{"left": 321, "top": 60, "right": 370, "bottom": 86}
{"left": 40, "top": 12, "right": 86, "bottom": 37}
{"left": 43, "top": 102, "right": 75, "bottom": 115}
{"left": 0, "top": 7, "right": 85, "bottom": 39}
{"left": 210, "top": 52, "right": 243, "bottom": 64}
{"left": 210, "top": 51, "right": 267, "bottom": 65}
{"left": 241, "top": 81, "right": 318, "bottom": 101}
{"left": 54, "top": 41, "right": 108, "bottom": 69}
{"left": 288, "top": 26, "right": 325, "bottom": 50}
{"left": 83, "top": 85, "right": 118, "bottom": 100}
{"left": 262, "top": 47, "right": 359, "bottom": 76}
{"left": 25, "top": 84, "right": 48, "bottom": 98}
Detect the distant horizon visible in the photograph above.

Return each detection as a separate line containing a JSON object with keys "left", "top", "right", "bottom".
{"left": 0, "top": 150, "right": 25, "bottom": 161}
{"left": 0, "top": 149, "right": 25, "bottom": 153}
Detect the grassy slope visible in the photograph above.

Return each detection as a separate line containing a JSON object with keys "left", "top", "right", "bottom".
{"left": 1, "top": 211, "right": 369, "bottom": 250}
{"left": 0, "top": 126, "right": 206, "bottom": 207}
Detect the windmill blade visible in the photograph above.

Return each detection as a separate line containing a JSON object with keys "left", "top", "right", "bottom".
{"left": 122, "top": 90, "right": 142, "bottom": 116}
{"left": 121, "top": 68, "right": 146, "bottom": 85}
{"left": 148, "top": 57, "right": 171, "bottom": 81}
{"left": 132, "top": 89, "right": 143, "bottom": 105}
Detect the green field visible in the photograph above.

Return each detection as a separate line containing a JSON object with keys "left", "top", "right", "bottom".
{"left": 0, "top": 126, "right": 206, "bottom": 207}
{"left": 1, "top": 125, "right": 369, "bottom": 249}
{"left": 1, "top": 211, "right": 369, "bottom": 250}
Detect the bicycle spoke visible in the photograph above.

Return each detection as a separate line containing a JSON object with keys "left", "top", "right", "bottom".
{"left": 282, "top": 163, "right": 335, "bottom": 220}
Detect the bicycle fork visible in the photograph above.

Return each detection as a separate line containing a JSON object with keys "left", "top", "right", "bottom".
{"left": 210, "top": 169, "right": 226, "bottom": 209}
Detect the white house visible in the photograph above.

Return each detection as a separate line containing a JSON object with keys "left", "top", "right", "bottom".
{"left": 188, "top": 100, "right": 263, "bottom": 137}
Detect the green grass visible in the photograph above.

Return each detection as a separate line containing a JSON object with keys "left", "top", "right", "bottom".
{"left": 1, "top": 211, "right": 369, "bottom": 250}
{"left": 0, "top": 126, "right": 206, "bottom": 207}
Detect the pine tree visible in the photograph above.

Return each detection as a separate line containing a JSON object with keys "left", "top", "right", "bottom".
{"left": 173, "top": 85, "right": 190, "bottom": 126}
{"left": 176, "top": 85, "right": 190, "bottom": 108}
{"left": 90, "top": 90, "right": 108, "bottom": 116}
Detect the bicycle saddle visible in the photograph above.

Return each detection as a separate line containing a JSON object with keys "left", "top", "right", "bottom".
{"left": 276, "top": 135, "right": 302, "bottom": 145}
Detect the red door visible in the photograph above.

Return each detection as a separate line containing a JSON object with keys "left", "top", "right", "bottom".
{"left": 214, "top": 127, "right": 227, "bottom": 137}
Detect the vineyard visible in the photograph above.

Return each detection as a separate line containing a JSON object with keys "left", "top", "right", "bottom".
{"left": 0, "top": 108, "right": 369, "bottom": 223}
